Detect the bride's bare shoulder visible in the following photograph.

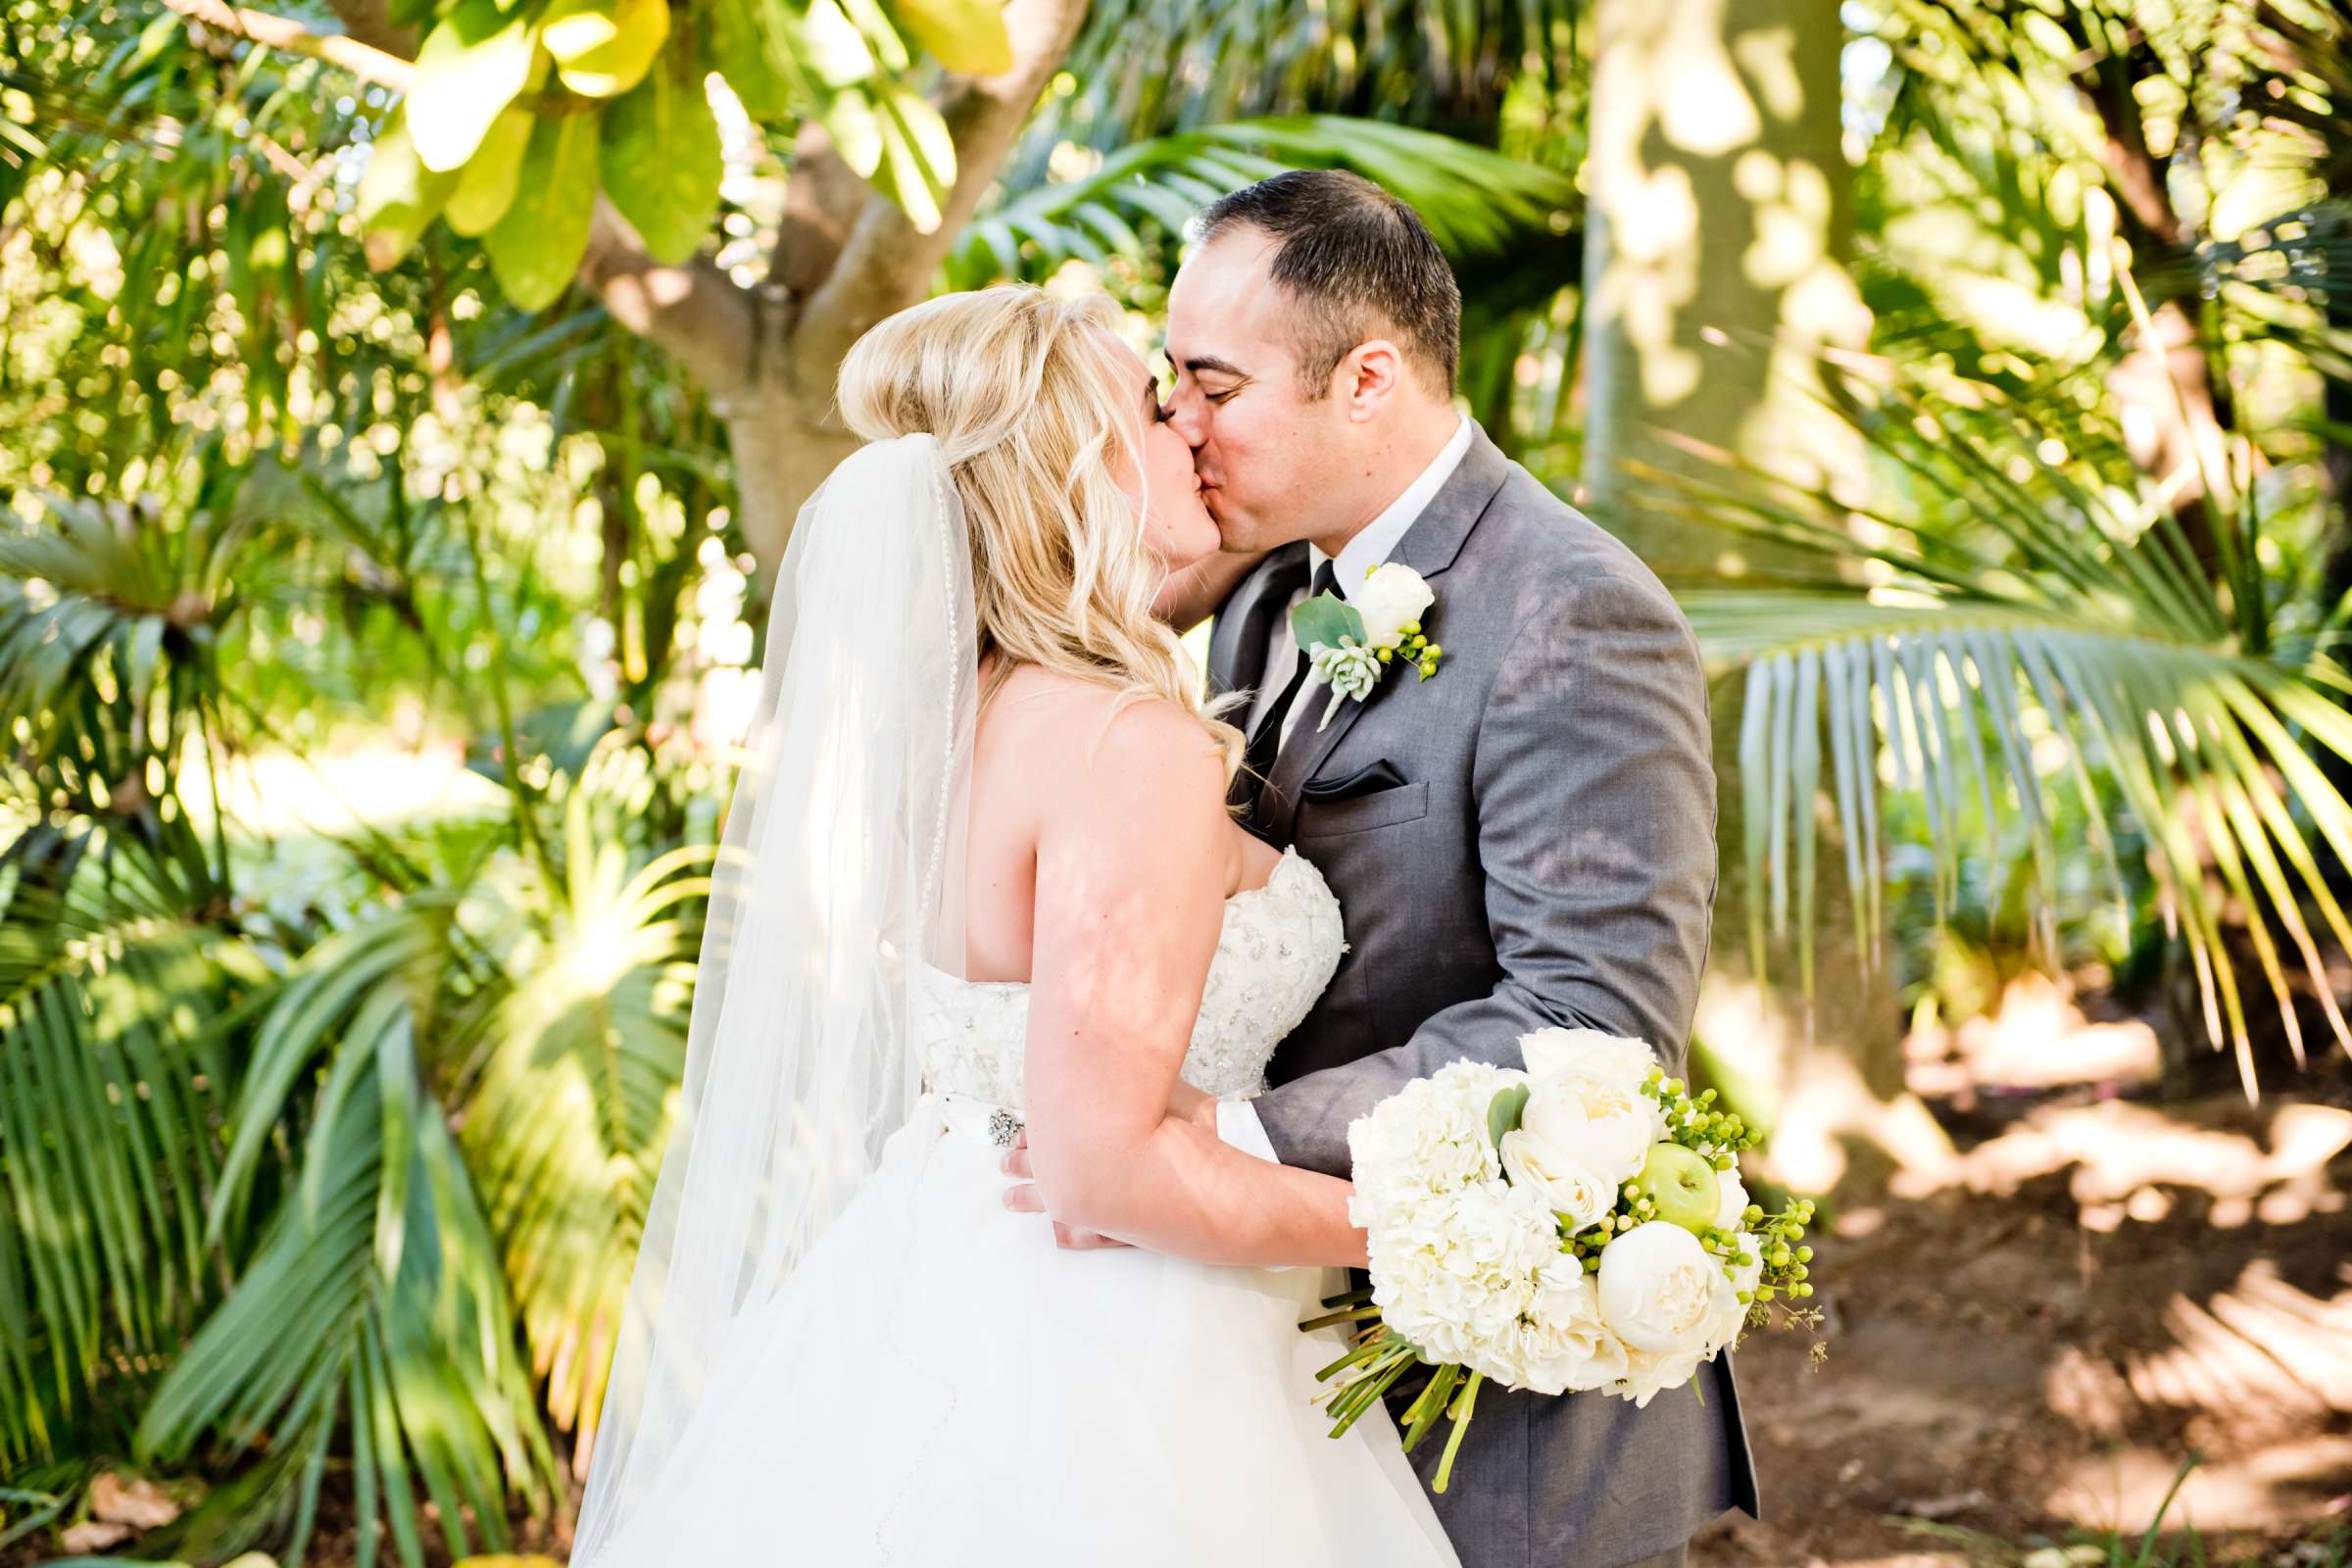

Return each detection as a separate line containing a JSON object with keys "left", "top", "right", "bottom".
{"left": 983, "top": 666, "right": 1227, "bottom": 811}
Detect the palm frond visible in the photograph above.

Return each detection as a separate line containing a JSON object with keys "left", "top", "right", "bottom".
{"left": 134, "top": 895, "right": 557, "bottom": 1564}
{"left": 1652, "top": 348, "right": 2352, "bottom": 1092}
{"left": 457, "top": 772, "right": 708, "bottom": 1462}
{"left": 0, "top": 823, "right": 255, "bottom": 1469}
{"left": 947, "top": 116, "right": 1578, "bottom": 290}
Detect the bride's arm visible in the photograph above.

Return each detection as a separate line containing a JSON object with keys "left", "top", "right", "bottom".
{"left": 1152, "top": 545, "right": 1267, "bottom": 633}
{"left": 1012, "top": 701, "right": 1367, "bottom": 1269}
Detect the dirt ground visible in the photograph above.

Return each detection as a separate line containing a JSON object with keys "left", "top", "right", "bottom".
{"left": 1693, "top": 1082, "right": 2352, "bottom": 1568}
{"left": 13, "top": 1080, "right": 2350, "bottom": 1568}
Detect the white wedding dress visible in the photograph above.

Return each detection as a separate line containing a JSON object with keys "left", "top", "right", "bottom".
{"left": 588, "top": 847, "right": 1461, "bottom": 1567}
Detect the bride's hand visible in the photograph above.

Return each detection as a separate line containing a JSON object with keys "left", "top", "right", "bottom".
{"left": 1001, "top": 1082, "right": 1217, "bottom": 1250}
{"left": 1001, "top": 1129, "right": 1131, "bottom": 1250}
{"left": 1152, "top": 547, "right": 1269, "bottom": 633}
{"left": 1165, "top": 1078, "right": 1220, "bottom": 1134}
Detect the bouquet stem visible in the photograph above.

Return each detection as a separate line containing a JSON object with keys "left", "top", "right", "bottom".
{"left": 1298, "top": 1303, "right": 1385, "bottom": 1331}
{"left": 1431, "top": 1373, "right": 1484, "bottom": 1494}
{"left": 1396, "top": 1363, "right": 1462, "bottom": 1454}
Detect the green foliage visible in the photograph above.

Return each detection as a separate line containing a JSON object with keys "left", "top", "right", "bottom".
{"left": 1669, "top": 335, "right": 2352, "bottom": 1089}
{"left": 482, "top": 107, "right": 605, "bottom": 310}
{"left": 946, "top": 117, "right": 1577, "bottom": 291}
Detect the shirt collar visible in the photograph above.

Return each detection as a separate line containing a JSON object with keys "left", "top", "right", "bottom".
{"left": 1310, "top": 415, "right": 1473, "bottom": 601}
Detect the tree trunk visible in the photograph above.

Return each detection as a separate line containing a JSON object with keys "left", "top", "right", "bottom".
{"left": 296, "top": 0, "right": 1091, "bottom": 590}
{"left": 1580, "top": 0, "right": 1950, "bottom": 1195}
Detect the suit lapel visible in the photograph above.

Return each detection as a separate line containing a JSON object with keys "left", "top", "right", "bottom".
{"left": 1206, "top": 541, "right": 1309, "bottom": 705}
{"left": 1255, "top": 426, "right": 1515, "bottom": 843}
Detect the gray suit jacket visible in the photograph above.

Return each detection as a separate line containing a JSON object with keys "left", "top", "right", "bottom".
{"left": 1208, "top": 425, "right": 1760, "bottom": 1568}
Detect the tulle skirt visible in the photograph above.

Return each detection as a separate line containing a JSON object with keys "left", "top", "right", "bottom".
{"left": 588, "top": 1097, "right": 1461, "bottom": 1566}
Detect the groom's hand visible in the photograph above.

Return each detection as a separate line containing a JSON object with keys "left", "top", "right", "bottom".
{"left": 1000, "top": 1131, "right": 1130, "bottom": 1250}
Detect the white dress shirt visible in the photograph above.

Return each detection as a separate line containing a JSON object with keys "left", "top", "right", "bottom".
{"left": 1222, "top": 415, "right": 1472, "bottom": 1167}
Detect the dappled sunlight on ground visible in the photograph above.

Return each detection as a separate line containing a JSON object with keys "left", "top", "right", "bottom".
{"left": 1697, "top": 1085, "right": 2352, "bottom": 1567}
{"left": 1905, "top": 972, "right": 2165, "bottom": 1102}
{"left": 1904, "top": 1098, "right": 2352, "bottom": 1227}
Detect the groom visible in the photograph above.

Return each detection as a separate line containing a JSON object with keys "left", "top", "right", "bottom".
{"left": 1015, "top": 169, "right": 1759, "bottom": 1566}
{"left": 1183, "top": 171, "right": 1754, "bottom": 1568}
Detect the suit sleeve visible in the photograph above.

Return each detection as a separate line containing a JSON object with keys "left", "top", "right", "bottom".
{"left": 1249, "top": 570, "right": 1719, "bottom": 1176}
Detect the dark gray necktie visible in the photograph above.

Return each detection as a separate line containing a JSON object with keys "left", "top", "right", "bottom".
{"left": 1241, "top": 558, "right": 1340, "bottom": 788}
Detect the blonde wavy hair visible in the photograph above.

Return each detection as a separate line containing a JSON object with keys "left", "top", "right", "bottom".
{"left": 837, "top": 285, "right": 1242, "bottom": 778}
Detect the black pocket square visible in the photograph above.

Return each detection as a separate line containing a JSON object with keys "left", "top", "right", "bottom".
{"left": 1299, "top": 758, "right": 1408, "bottom": 803}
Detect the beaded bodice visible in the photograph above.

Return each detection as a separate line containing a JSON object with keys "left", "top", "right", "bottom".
{"left": 912, "top": 847, "right": 1345, "bottom": 1109}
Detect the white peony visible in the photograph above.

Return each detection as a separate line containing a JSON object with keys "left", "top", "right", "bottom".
{"left": 1608, "top": 1341, "right": 1709, "bottom": 1409}
{"left": 1497, "top": 1131, "right": 1613, "bottom": 1232}
{"left": 1519, "top": 1027, "right": 1660, "bottom": 1093}
{"left": 1352, "top": 562, "right": 1436, "bottom": 649}
{"left": 1595, "top": 1221, "right": 1737, "bottom": 1361}
{"left": 1517, "top": 1069, "right": 1665, "bottom": 1189}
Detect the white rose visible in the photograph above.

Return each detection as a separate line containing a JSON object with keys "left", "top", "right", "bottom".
{"left": 1712, "top": 1238, "right": 1763, "bottom": 1348}
{"left": 1518, "top": 1070, "right": 1665, "bottom": 1189}
{"left": 1715, "top": 1168, "right": 1749, "bottom": 1232}
{"left": 1352, "top": 563, "right": 1436, "bottom": 649}
{"left": 1595, "top": 1221, "right": 1731, "bottom": 1359}
{"left": 1497, "top": 1131, "right": 1613, "bottom": 1232}
{"left": 1519, "top": 1027, "right": 1659, "bottom": 1093}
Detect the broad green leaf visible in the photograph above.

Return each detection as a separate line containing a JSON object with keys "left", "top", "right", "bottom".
{"left": 410, "top": 0, "right": 537, "bottom": 172}
{"left": 873, "top": 110, "right": 942, "bottom": 231}
{"left": 481, "top": 110, "right": 603, "bottom": 311}
{"left": 890, "top": 81, "right": 955, "bottom": 189}
{"left": 1486, "top": 1085, "right": 1530, "bottom": 1152}
{"left": 540, "top": 0, "right": 619, "bottom": 60}
{"left": 444, "top": 106, "right": 533, "bottom": 236}
{"left": 705, "top": 0, "right": 792, "bottom": 119}
{"left": 793, "top": 0, "right": 881, "bottom": 88}
{"left": 1290, "top": 594, "right": 1367, "bottom": 654}
{"left": 821, "top": 89, "right": 884, "bottom": 178}
{"left": 601, "top": 68, "right": 721, "bottom": 264}
{"left": 548, "top": 0, "right": 669, "bottom": 97}
{"left": 888, "top": 0, "right": 1012, "bottom": 74}
{"left": 356, "top": 112, "right": 457, "bottom": 270}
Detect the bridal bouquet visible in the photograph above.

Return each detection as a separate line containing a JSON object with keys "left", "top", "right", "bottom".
{"left": 1305, "top": 1029, "right": 1815, "bottom": 1491}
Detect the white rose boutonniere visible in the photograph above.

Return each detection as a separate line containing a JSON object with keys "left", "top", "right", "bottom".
{"left": 1290, "top": 563, "right": 1443, "bottom": 732}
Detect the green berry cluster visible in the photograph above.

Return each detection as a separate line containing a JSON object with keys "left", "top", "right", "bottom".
{"left": 1642, "top": 1073, "right": 1757, "bottom": 1166}
{"left": 1740, "top": 1200, "right": 1817, "bottom": 1309}
{"left": 1561, "top": 1184, "right": 1658, "bottom": 1271}
{"left": 1553, "top": 1069, "right": 1820, "bottom": 1314}
{"left": 1373, "top": 619, "right": 1443, "bottom": 679}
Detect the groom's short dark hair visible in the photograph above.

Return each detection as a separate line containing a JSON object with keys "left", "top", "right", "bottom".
{"left": 1197, "top": 170, "right": 1461, "bottom": 400}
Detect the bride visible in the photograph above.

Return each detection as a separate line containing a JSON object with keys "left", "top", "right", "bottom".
{"left": 569, "top": 284, "right": 1459, "bottom": 1567}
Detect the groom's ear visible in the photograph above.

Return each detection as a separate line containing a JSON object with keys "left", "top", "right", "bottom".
{"left": 1340, "top": 338, "right": 1407, "bottom": 421}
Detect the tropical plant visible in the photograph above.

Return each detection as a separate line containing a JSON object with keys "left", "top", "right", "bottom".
{"left": 1667, "top": 318, "right": 2352, "bottom": 1093}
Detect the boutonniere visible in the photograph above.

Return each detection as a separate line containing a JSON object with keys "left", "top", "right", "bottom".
{"left": 1290, "top": 563, "right": 1444, "bottom": 732}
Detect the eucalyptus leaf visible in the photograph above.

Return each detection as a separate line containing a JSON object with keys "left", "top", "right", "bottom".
{"left": 1290, "top": 594, "right": 1367, "bottom": 654}
{"left": 1486, "top": 1084, "right": 1531, "bottom": 1152}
